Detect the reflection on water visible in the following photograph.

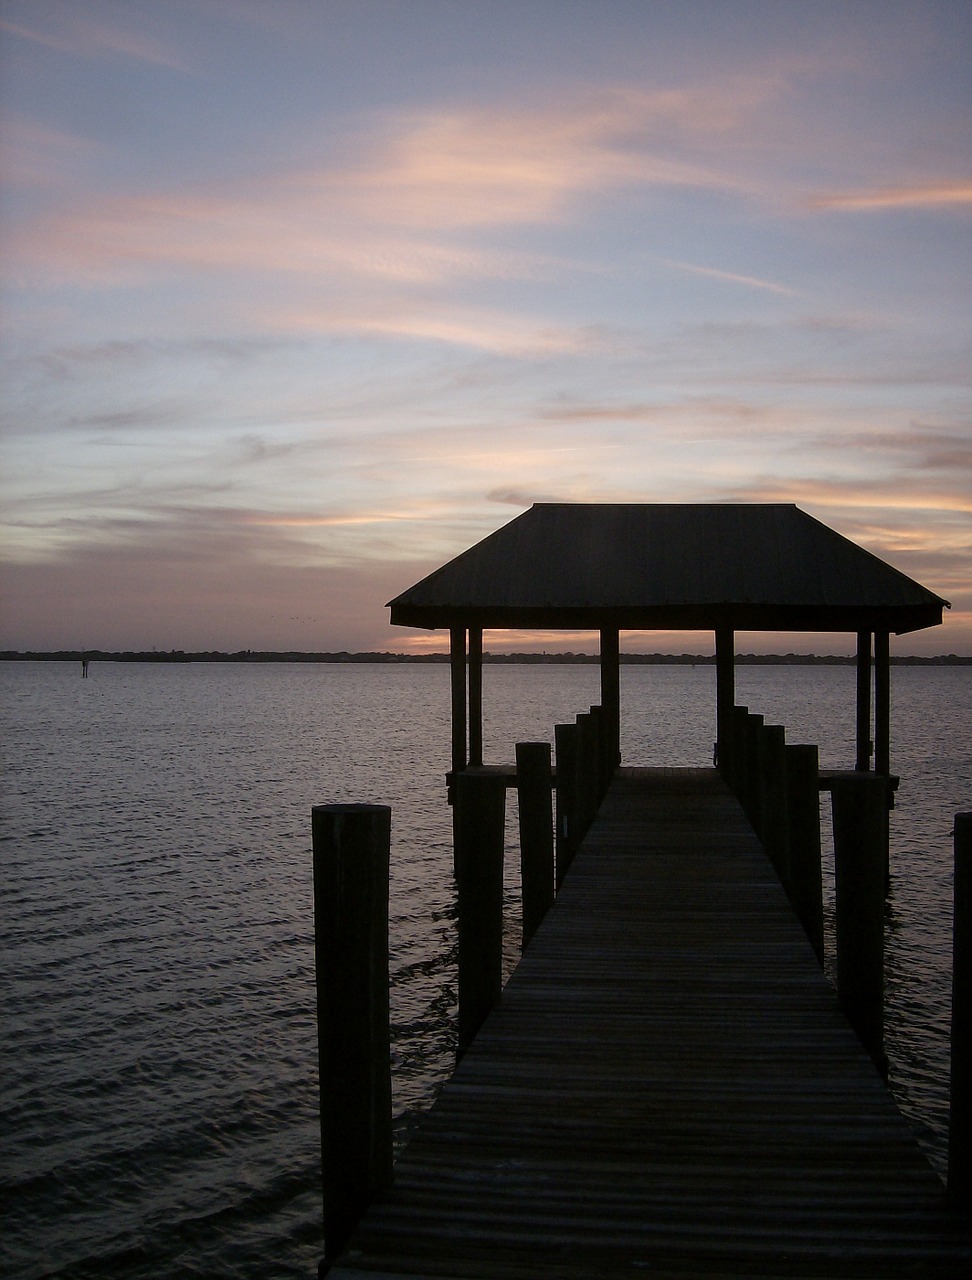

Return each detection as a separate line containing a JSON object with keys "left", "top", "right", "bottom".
{"left": 0, "top": 660, "right": 969, "bottom": 1276}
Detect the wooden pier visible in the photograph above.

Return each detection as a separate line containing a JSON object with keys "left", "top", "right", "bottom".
{"left": 325, "top": 768, "right": 972, "bottom": 1279}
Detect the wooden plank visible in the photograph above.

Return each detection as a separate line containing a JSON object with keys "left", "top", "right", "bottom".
{"left": 327, "top": 769, "right": 972, "bottom": 1279}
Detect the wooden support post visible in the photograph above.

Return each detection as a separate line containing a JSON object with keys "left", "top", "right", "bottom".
{"left": 949, "top": 812, "right": 972, "bottom": 1212}
{"left": 856, "top": 630, "right": 872, "bottom": 772}
{"left": 312, "top": 803, "right": 393, "bottom": 1265}
{"left": 830, "top": 775, "right": 887, "bottom": 1076}
{"left": 454, "top": 769, "right": 506, "bottom": 1057}
{"left": 729, "top": 704, "right": 749, "bottom": 801}
{"left": 599, "top": 627, "right": 621, "bottom": 772}
{"left": 757, "top": 724, "right": 789, "bottom": 886}
{"left": 715, "top": 626, "right": 735, "bottom": 779}
{"left": 589, "top": 703, "right": 610, "bottom": 802}
{"left": 468, "top": 625, "right": 483, "bottom": 767}
{"left": 516, "top": 741, "right": 555, "bottom": 949}
{"left": 874, "top": 628, "right": 892, "bottom": 888}
{"left": 874, "top": 630, "right": 891, "bottom": 782}
{"left": 744, "top": 712, "right": 764, "bottom": 833}
{"left": 554, "top": 721, "right": 580, "bottom": 890}
{"left": 449, "top": 626, "right": 466, "bottom": 779}
{"left": 576, "top": 711, "right": 598, "bottom": 836}
{"left": 785, "top": 743, "right": 824, "bottom": 967}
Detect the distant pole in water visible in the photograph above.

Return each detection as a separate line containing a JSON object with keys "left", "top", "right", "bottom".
{"left": 81, "top": 654, "right": 89, "bottom": 678}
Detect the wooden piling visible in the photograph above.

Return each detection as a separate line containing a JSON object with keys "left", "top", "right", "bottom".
{"left": 830, "top": 775, "right": 887, "bottom": 1075}
{"left": 729, "top": 704, "right": 750, "bottom": 800}
{"left": 950, "top": 812, "right": 972, "bottom": 1212}
{"left": 576, "top": 711, "right": 598, "bottom": 837}
{"left": 757, "top": 723, "right": 789, "bottom": 887}
{"left": 454, "top": 769, "right": 506, "bottom": 1057}
{"left": 312, "top": 803, "right": 393, "bottom": 1266}
{"left": 516, "top": 741, "right": 555, "bottom": 949}
{"left": 554, "top": 722, "right": 580, "bottom": 890}
{"left": 744, "top": 712, "right": 764, "bottom": 833}
{"left": 589, "top": 703, "right": 610, "bottom": 801}
{"left": 785, "top": 743, "right": 824, "bottom": 966}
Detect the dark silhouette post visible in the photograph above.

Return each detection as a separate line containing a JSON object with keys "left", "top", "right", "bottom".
{"left": 950, "top": 811, "right": 972, "bottom": 1212}
{"left": 831, "top": 775, "right": 887, "bottom": 1075}
{"left": 757, "top": 723, "right": 789, "bottom": 887}
{"left": 784, "top": 743, "right": 824, "bottom": 966}
{"left": 554, "top": 721, "right": 581, "bottom": 889}
{"left": 312, "top": 803, "right": 393, "bottom": 1267}
{"left": 468, "top": 626, "right": 484, "bottom": 767}
{"left": 449, "top": 626, "right": 466, "bottom": 778}
{"left": 599, "top": 627, "right": 621, "bottom": 773}
{"left": 715, "top": 626, "right": 734, "bottom": 778}
{"left": 516, "top": 741, "right": 555, "bottom": 949}
{"left": 454, "top": 769, "right": 506, "bottom": 1056}
{"left": 856, "top": 630, "right": 872, "bottom": 771}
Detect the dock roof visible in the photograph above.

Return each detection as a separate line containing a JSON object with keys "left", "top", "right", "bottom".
{"left": 388, "top": 503, "right": 948, "bottom": 635}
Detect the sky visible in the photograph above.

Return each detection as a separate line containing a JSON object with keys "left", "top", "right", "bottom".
{"left": 1, "top": 0, "right": 969, "bottom": 657}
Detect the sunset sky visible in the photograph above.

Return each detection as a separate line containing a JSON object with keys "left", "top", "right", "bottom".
{"left": 1, "top": 0, "right": 969, "bottom": 656}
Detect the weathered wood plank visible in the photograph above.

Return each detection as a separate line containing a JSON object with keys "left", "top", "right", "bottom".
{"left": 327, "top": 769, "right": 972, "bottom": 1279}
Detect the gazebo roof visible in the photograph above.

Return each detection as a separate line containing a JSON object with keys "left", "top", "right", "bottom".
{"left": 388, "top": 503, "right": 948, "bottom": 636}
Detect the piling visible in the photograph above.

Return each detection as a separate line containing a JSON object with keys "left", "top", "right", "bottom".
{"left": 554, "top": 721, "right": 580, "bottom": 890}
{"left": 516, "top": 741, "right": 555, "bottom": 949}
{"left": 312, "top": 803, "right": 393, "bottom": 1267}
{"left": 576, "top": 711, "right": 599, "bottom": 838}
{"left": 784, "top": 743, "right": 824, "bottom": 966}
{"left": 950, "top": 811, "right": 972, "bottom": 1212}
{"left": 454, "top": 769, "right": 506, "bottom": 1056}
{"left": 744, "top": 711, "right": 764, "bottom": 832}
{"left": 757, "top": 723, "right": 789, "bottom": 887}
{"left": 830, "top": 774, "right": 887, "bottom": 1075}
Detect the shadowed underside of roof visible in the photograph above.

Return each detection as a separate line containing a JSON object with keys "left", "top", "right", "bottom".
{"left": 387, "top": 504, "right": 948, "bottom": 635}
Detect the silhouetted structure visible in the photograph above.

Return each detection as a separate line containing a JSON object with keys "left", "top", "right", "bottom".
{"left": 389, "top": 502, "right": 948, "bottom": 780}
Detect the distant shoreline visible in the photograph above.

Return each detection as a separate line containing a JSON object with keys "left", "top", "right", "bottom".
{"left": 3, "top": 650, "right": 970, "bottom": 666}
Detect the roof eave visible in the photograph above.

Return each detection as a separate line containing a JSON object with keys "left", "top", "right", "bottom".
{"left": 389, "top": 602, "right": 945, "bottom": 635}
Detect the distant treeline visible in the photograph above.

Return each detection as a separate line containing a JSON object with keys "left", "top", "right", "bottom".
{"left": 3, "top": 649, "right": 970, "bottom": 666}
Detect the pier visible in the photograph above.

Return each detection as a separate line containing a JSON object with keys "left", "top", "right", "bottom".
{"left": 324, "top": 767, "right": 972, "bottom": 1278}
{"left": 314, "top": 504, "right": 970, "bottom": 1276}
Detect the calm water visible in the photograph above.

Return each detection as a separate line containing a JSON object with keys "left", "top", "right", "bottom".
{"left": 1, "top": 660, "right": 969, "bottom": 1278}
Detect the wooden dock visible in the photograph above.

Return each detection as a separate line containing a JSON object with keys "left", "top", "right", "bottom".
{"left": 326, "top": 768, "right": 972, "bottom": 1279}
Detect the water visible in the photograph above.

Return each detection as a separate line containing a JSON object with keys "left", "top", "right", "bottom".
{"left": 1, "top": 659, "right": 969, "bottom": 1278}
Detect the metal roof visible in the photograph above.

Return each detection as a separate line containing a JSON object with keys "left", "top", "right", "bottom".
{"left": 387, "top": 504, "right": 949, "bottom": 635}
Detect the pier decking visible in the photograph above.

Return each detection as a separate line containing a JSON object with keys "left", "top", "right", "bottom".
{"left": 327, "top": 768, "right": 971, "bottom": 1279}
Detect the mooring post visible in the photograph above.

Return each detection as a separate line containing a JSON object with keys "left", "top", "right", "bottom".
{"left": 830, "top": 774, "right": 887, "bottom": 1076}
{"left": 757, "top": 723, "right": 789, "bottom": 887}
{"left": 576, "top": 711, "right": 598, "bottom": 837}
{"left": 554, "top": 721, "right": 580, "bottom": 890}
{"left": 729, "top": 704, "right": 749, "bottom": 802}
{"left": 744, "top": 712, "right": 764, "bottom": 834}
{"left": 454, "top": 769, "right": 506, "bottom": 1057}
{"left": 784, "top": 743, "right": 824, "bottom": 966}
{"left": 949, "top": 811, "right": 972, "bottom": 1212}
{"left": 312, "top": 803, "right": 393, "bottom": 1267}
{"left": 589, "top": 703, "right": 610, "bottom": 801}
{"left": 516, "top": 741, "right": 555, "bottom": 949}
